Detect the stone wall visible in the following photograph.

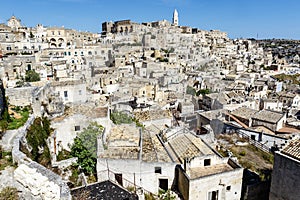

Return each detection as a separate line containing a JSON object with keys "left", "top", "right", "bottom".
{"left": 11, "top": 115, "right": 71, "bottom": 200}
{"left": 189, "top": 168, "right": 243, "bottom": 200}
{"left": 269, "top": 152, "right": 300, "bottom": 200}
{"left": 6, "top": 86, "right": 37, "bottom": 107}
{"left": 97, "top": 158, "right": 176, "bottom": 195}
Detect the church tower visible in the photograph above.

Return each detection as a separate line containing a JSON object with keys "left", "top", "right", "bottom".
{"left": 173, "top": 9, "right": 179, "bottom": 26}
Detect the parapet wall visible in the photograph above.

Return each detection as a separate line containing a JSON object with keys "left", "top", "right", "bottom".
{"left": 11, "top": 115, "right": 71, "bottom": 200}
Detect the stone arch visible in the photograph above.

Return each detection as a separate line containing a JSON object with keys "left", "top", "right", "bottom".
{"left": 58, "top": 38, "right": 64, "bottom": 43}
{"left": 50, "top": 43, "right": 57, "bottom": 48}
{"left": 50, "top": 38, "right": 56, "bottom": 43}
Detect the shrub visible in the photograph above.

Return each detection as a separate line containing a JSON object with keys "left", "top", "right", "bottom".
{"left": 0, "top": 187, "right": 18, "bottom": 200}
{"left": 25, "top": 70, "right": 40, "bottom": 82}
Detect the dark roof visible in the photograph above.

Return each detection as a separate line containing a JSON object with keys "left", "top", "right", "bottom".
{"left": 71, "top": 180, "right": 138, "bottom": 200}
{"left": 281, "top": 139, "right": 300, "bottom": 161}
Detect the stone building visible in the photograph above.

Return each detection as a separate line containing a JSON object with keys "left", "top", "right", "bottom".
{"left": 269, "top": 137, "right": 300, "bottom": 200}
{"left": 97, "top": 124, "right": 177, "bottom": 195}
{"left": 163, "top": 128, "right": 243, "bottom": 200}
{"left": 50, "top": 80, "right": 87, "bottom": 104}
{"left": 251, "top": 109, "right": 286, "bottom": 132}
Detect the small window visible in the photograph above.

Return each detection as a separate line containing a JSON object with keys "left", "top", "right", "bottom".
{"left": 226, "top": 186, "right": 231, "bottom": 191}
{"left": 64, "top": 91, "right": 68, "bottom": 97}
{"left": 75, "top": 126, "right": 80, "bottom": 131}
{"left": 204, "top": 159, "right": 211, "bottom": 166}
{"left": 79, "top": 90, "right": 82, "bottom": 95}
{"left": 155, "top": 167, "right": 162, "bottom": 174}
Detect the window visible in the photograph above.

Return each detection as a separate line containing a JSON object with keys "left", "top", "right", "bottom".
{"left": 251, "top": 135, "right": 256, "bottom": 140}
{"left": 75, "top": 126, "right": 80, "bottom": 131}
{"left": 79, "top": 90, "right": 82, "bottom": 95}
{"left": 64, "top": 91, "right": 68, "bottom": 97}
{"left": 208, "top": 190, "right": 219, "bottom": 200}
{"left": 204, "top": 159, "right": 211, "bottom": 166}
{"left": 226, "top": 186, "right": 231, "bottom": 191}
{"left": 155, "top": 167, "right": 161, "bottom": 174}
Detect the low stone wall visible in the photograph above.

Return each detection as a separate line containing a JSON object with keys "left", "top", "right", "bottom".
{"left": 11, "top": 115, "right": 71, "bottom": 200}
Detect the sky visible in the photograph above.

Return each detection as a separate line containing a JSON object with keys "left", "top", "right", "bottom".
{"left": 1, "top": 0, "right": 300, "bottom": 39}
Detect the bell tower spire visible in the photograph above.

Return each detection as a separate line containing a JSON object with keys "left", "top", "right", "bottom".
{"left": 173, "top": 9, "right": 179, "bottom": 26}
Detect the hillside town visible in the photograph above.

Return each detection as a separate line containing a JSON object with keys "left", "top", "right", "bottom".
{"left": 0, "top": 10, "right": 299, "bottom": 200}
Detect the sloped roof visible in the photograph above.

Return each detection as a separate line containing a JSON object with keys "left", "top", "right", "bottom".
{"left": 281, "top": 139, "right": 300, "bottom": 161}
{"left": 252, "top": 110, "right": 285, "bottom": 124}
{"left": 168, "top": 133, "right": 214, "bottom": 163}
{"left": 231, "top": 107, "right": 257, "bottom": 119}
{"left": 71, "top": 180, "right": 138, "bottom": 200}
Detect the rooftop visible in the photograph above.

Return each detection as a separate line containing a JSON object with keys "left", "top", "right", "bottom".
{"left": 52, "top": 103, "right": 108, "bottom": 122}
{"left": 134, "top": 110, "right": 172, "bottom": 122}
{"left": 188, "top": 163, "right": 234, "bottom": 179}
{"left": 281, "top": 138, "right": 300, "bottom": 161}
{"left": 199, "top": 109, "right": 224, "bottom": 121}
{"left": 231, "top": 107, "right": 257, "bottom": 120}
{"left": 168, "top": 133, "right": 214, "bottom": 163}
{"left": 71, "top": 180, "right": 138, "bottom": 200}
{"left": 252, "top": 110, "right": 285, "bottom": 124}
{"left": 101, "top": 124, "right": 173, "bottom": 162}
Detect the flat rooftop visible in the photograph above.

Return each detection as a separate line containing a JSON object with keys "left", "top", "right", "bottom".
{"left": 188, "top": 163, "right": 234, "bottom": 179}
{"left": 134, "top": 110, "right": 172, "bottom": 122}
{"left": 101, "top": 124, "right": 173, "bottom": 162}
{"left": 52, "top": 103, "right": 108, "bottom": 122}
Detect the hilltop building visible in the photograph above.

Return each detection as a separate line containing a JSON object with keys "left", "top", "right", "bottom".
{"left": 173, "top": 9, "right": 179, "bottom": 26}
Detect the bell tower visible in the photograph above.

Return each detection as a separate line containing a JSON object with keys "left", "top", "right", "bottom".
{"left": 173, "top": 9, "right": 179, "bottom": 26}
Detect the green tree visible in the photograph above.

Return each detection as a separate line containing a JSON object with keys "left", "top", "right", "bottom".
{"left": 25, "top": 117, "right": 52, "bottom": 166}
{"left": 25, "top": 70, "right": 40, "bottom": 82}
{"left": 110, "top": 111, "right": 133, "bottom": 124}
{"left": 196, "top": 89, "right": 210, "bottom": 96}
{"left": 70, "top": 122, "right": 104, "bottom": 175}
{"left": 186, "top": 86, "right": 196, "bottom": 96}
